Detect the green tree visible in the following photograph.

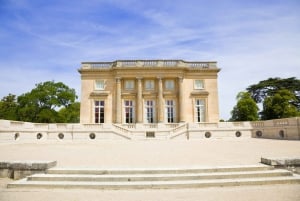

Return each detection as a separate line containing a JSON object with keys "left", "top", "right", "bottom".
{"left": 247, "top": 77, "right": 300, "bottom": 109}
{"left": 261, "top": 89, "right": 300, "bottom": 120}
{"left": 0, "top": 94, "right": 18, "bottom": 120}
{"left": 17, "top": 81, "right": 77, "bottom": 123}
{"left": 58, "top": 102, "right": 80, "bottom": 123}
{"left": 230, "top": 92, "right": 259, "bottom": 121}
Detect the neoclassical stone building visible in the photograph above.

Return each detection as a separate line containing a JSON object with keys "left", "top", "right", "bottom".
{"left": 78, "top": 60, "right": 220, "bottom": 124}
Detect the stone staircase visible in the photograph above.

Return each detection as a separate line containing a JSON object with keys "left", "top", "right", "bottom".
{"left": 7, "top": 165, "right": 300, "bottom": 189}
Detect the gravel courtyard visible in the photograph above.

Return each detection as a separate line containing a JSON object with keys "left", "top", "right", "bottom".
{"left": 0, "top": 138, "right": 299, "bottom": 201}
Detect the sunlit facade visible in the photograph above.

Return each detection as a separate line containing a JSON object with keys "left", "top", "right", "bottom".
{"left": 78, "top": 60, "right": 220, "bottom": 124}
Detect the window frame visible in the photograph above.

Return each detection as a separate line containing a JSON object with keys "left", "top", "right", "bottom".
{"left": 94, "top": 100, "right": 105, "bottom": 123}
{"left": 124, "top": 100, "right": 135, "bottom": 123}
{"left": 165, "top": 79, "right": 175, "bottom": 90}
{"left": 194, "top": 80, "right": 204, "bottom": 90}
{"left": 124, "top": 80, "right": 135, "bottom": 90}
{"left": 144, "top": 80, "right": 155, "bottom": 90}
{"left": 165, "top": 99, "right": 176, "bottom": 123}
{"left": 144, "top": 100, "right": 156, "bottom": 123}
{"left": 195, "top": 99, "right": 206, "bottom": 122}
{"left": 95, "top": 80, "right": 105, "bottom": 90}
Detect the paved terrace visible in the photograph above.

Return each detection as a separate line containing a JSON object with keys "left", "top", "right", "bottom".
{"left": 0, "top": 138, "right": 300, "bottom": 201}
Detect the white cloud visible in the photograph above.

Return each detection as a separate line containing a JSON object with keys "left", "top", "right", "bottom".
{"left": 1, "top": 0, "right": 300, "bottom": 120}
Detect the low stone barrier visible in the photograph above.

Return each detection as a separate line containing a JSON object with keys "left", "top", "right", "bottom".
{"left": 252, "top": 117, "right": 300, "bottom": 140}
{"left": 0, "top": 117, "right": 299, "bottom": 141}
{"left": 0, "top": 161, "right": 57, "bottom": 179}
{"left": 261, "top": 157, "right": 300, "bottom": 174}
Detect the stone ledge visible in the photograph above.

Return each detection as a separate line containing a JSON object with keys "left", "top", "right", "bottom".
{"left": 261, "top": 157, "right": 300, "bottom": 166}
{"left": 0, "top": 161, "right": 57, "bottom": 179}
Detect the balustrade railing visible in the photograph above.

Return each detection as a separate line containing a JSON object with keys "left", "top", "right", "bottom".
{"left": 143, "top": 124, "right": 158, "bottom": 129}
{"left": 91, "top": 62, "right": 112, "bottom": 68}
{"left": 143, "top": 60, "right": 158, "bottom": 66}
{"left": 165, "top": 123, "right": 180, "bottom": 128}
{"left": 274, "top": 119, "right": 289, "bottom": 126}
{"left": 196, "top": 122, "right": 219, "bottom": 128}
{"left": 81, "top": 60, "right": 217, "bottom": 69}
{"left": 112, "top": 124, "right": 130, "bottom": 134}
{"left": 83, "top": 124, "right": 104, "bottom": 129}
{"left": 251, "top": 122, "right": 264, "bottom": 127}
{"left": 188, "top": 62, "right": 209, "bottom": 68}
{"left": 172, "top": 123, "right": 187, "bottom": 133}
{"left": 163, "top": 60, "right": 177, "bottom": 66}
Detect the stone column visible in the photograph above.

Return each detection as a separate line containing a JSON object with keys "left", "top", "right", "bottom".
{"left": 178, "top": 77, "right": 185, "bottom": 122}
{"left": 157, "top": 77, "right": 164, "bottom": 123}
{"left": 136, "top": 77, "right": 143, "bottom": 123}
{"left": 116, "top": 77, "right": 122, "bottom": 123}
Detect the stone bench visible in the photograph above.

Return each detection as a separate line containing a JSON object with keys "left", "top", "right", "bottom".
{"left": 0, "top": 161, "right": 57, "bottom": 179}
{"left": 261, "top": 157, "right": 300, "bottom": 174}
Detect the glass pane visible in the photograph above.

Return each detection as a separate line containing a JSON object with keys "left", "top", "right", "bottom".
{"left": 96, "top": 80, "right": 105, "bottom": 90}
{"left": 195, "top": 80, "right": 203, "bottom": 89}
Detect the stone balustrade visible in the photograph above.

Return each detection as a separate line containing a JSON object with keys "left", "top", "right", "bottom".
{"left": 81, "top": 60, "right": 217, "bottom": 69}
{"left": 0, "top": 117, "right": 299, "bottom": 141}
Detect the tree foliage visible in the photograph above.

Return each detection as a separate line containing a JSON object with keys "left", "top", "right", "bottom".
{"left": 0, "top": 94, "right": 18, "bottom": 120}
{"left": 246, "top": 77, "right": 300, "bottom": 109}
{"left": 261, "top": 89, "right": 300, "bottom": 120}
{"left": 0, "top": 81, "right": 79, "bottom": 123}
{"left": 230, "top": 92, "right": 259, "bottom": 121}
{"left": 230, "top": 77, "right": 300, "bottom": 120}
{"left": 58, "top": 102, "right": 80, "bottom": 123}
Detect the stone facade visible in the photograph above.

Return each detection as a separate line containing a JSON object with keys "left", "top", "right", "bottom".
{"left": 78, "top": 60, "right": 220, "bottom": 124}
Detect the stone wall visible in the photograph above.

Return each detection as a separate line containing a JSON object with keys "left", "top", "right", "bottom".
{"left": 251, "top": 117, "right": 300, "bottom": 140}
{"left": 0, "top": 117, "right": 299, "bottom": 141}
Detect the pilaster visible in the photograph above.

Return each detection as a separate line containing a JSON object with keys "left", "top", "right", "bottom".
{"left": 116, "top": 77, "right": 122, "bottom": 123}
{"left": 178, "top": 77, "right": 185, "bottom": 122}
{"left": 136, "top": 77, "right": 143, "bottom": 123}
{"left": 158, "top": 77, "right": 164, "bottom": 123}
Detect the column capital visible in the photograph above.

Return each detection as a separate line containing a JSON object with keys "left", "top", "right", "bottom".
{"left": 136, "top": 77, "right": 143, "bottom": 80}
{"left": 115, "top": 77, "right": 122, "bottom": 82}
{"left": 178, "top": 76, "right": 184, "bottom": 82}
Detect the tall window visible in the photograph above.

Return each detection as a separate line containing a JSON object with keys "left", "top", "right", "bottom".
{"left": 145, "top": 100, "right": 155, "bottom": 123}
{"left": 95, "top": 80, "right": 105, "bottom": 90}
{"left": 165, "top": 100, "right": 176, "bottom": 123}
{"left": 145, "top": 80, "right": 155, "bottom": 90}
{"left": 125, "top": 80, "right": 135, "bottom": 90}
{"left": 165, "top": 80, "right": 175, "bottom": 90}
{"left": 95, "top": 100, "right": 105, "bottom": 123}
{"left": 195, "top": 99, "right": 205, "bottom": 122}
{"left": 194, "top": 80, "right": 204, "bottom": 89}
{"left": 124, "top": 100, "right": 135, "bottom": 123}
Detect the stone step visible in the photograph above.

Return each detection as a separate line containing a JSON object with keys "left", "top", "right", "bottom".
{"left": 8, "top": 176, "right": 300, "bottom": 189}
{"left": 46, "top": 165, "right": 273, "bottom": 175}
{"left": 27, "top": 169, "right": 292, "bottom": 182}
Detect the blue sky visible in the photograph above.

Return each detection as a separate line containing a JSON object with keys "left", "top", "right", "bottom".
{"left": 0, "top": 0, "right": 300, "bottom": 120}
